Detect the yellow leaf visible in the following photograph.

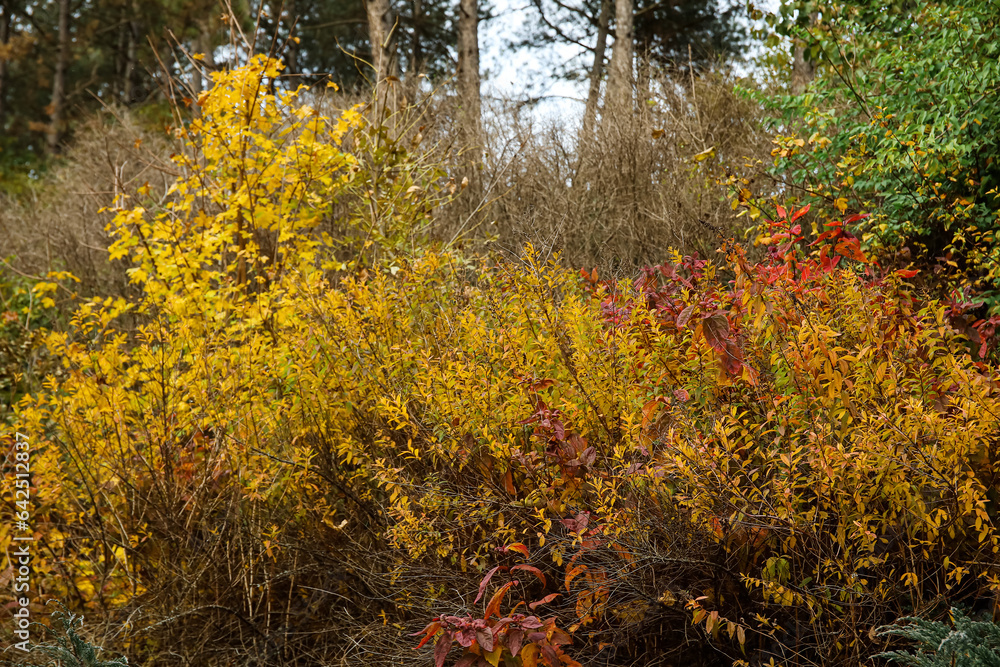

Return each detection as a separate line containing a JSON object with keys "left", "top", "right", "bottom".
{"left": 692, "top": 146, "right": 716, "bottom": 162}
{"left": 520, "top": 643, "right": 539, "bottom": 667}
{"left": 484, "top": 645, "right": 503, "bottom": 667}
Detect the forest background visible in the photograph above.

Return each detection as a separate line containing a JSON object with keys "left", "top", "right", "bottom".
{"left": 2, "top": 0, "right": 1000, "bottom": 665}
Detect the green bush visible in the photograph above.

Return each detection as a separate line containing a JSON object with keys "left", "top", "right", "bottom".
{"left": 761, "top": 0, "right": 1000, "bottom": 304}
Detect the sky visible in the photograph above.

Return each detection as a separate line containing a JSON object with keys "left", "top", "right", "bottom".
{"left": 479, "top": 0, "right": 600, "bottom": 124}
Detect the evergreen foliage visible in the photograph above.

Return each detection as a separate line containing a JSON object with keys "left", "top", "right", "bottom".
{"left": 874, "top": 609, "right": 1000, "bottom": 667}
{"left": 23, "top": 605, "right": 129, "bottom": 667}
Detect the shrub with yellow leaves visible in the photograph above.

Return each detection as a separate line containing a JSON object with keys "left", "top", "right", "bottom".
{"left": 3, "top": 55, "right": 1000, "bottom": 667}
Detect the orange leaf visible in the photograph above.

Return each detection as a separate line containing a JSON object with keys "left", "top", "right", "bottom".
{"left": 411, "top": 621, "right": 441, "bottom": 649}
{"left": 565, "top": 564, "right": 587, "bottom": 591}
{"left": 504, "top": 469, "right": 516, "bottom": 495}
{"left": 485, "top": 581, "right": 515, "bottom": 620}
{"left": 529, "top": 593, "right": 560, "bottom": 610}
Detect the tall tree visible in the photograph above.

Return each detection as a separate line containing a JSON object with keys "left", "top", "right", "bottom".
{"left": 0, "top": 2, "right": 11, "bottom": 130}
{"left": 519, "top": 0, "right": 747, "bottom": 108}
{"left": 407, "top": 0, "right": 421, "bottom": 83}
{"left": 456, "top": 0, "right": 479, "bottom": 136}
{"left": 364, "top": 0, "right": 398, "bottom": 86}
{"left": 46, "top": 0, "right": 69, "bottom": 151}
{"left": 580, "top": 0, "right": 610, "bottom": 139}
{"left": 605, "top": 0, "right": 632, "bottom": 109}
{"left": 282, "top": 0, "right": 300, "bottom": 77}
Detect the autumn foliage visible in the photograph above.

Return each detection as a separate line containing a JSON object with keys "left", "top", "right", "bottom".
{"left": 3, "top": 57, "right": 1000, "bottom": 667}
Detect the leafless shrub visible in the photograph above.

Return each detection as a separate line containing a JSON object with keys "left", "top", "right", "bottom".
{"left": 0, "top": 109, "right": 176, "bottom": 299}
{"left": 472, "top": 65, "right": 771, "bottom": 273}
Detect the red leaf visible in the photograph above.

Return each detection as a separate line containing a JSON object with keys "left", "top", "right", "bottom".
{"left": 541, "top": 644, "right": 561, "bottom": 667}
{"left": 673, "top": 388, "right": 690, "bottom": 402}
{"left": 700, "top": 311, "right": 730, "bottom": 354}
{"left": 676, "top": 304, "right": 696, "bottom": 328}
{"left": 720, "top": 339, "right": 744, "bottom": 378}
{"left": 529, "top": 593, "right": 560, "bottom": 610}
{"left": 476, "top": 627, "right": 494, "bottom": 652}
{"left": 896, "top": 269, "right": 918, "bottom": 278}
{"left": 505, "top": 542, "right": 530, "bottom": 559}
{"left": 485, "top": 581, "right": 516, "bottom": 620}
{"left": 507, "top": 628, "right": 525, "bottom": 656}
{"left": 412, "top": 622, "right": 442, "bottom": 649}
{"left": 475, "top": 566, "right": 502, "bottom": 604}
{"left": 577, "top": 446, "right": 596, "bottom": 467}
{"left": 434, "top": 633, "right": 453, "bottom": 667}
{"left": 511, "top": 565, "right": 546, "bottom": 586}
{"left": 776, "top": 204, "right": 786, "bottom": 219}
{"left": 791, "top": 203, "right": 810, "bottom": 222}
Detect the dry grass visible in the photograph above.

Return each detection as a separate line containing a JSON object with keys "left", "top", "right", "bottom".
{"left": 468, "top": 67, "right": 770, "bottom": 274}
{"left": 0, "top": 109, "right": 175, "bottom": 300}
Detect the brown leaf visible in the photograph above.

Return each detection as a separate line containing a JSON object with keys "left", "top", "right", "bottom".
{"left": 700, "top": 311, "right": 730, "bottom": 354}
{"left": 676, "top": 305, "right": 696, "bottom": 328}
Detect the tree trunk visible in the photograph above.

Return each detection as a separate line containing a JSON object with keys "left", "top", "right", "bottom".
{"left": 407, "top": 0, "right": 422, "bottom": 95}
{"left": 124, "top": 6, "right": 139, "bottom": 104}
{"left": 456, "top": 0, "right": 480, "bottom": 138}
{"left": 790, "top": 12, "right": 817, "bottom": 95}
{"left": 580, "top": 0, "right": 611, "bottom": 141}
{"left": 191, "top": 19, "right": 216, "bottom": 112}
{"left": 606, "top": 0, "right": 633, "bottom": 112}
{"left": 365, "top": 0, "right": 398, "bottom": 88}
{"left": 790, "top": 44, "right": 814, "bottom": 94}
{"left": 47, "top": 0, "right": 69, "bottom": 152}
{"left": 0, "top": 4, "right": 11, "bottom": 130}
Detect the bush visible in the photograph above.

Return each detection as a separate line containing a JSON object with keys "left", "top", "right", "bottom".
{"left": 760, "top": 0, "right": 1000, "bottom": 305}
{"left": 4, "top": 55, "right": 1000, "bottom": 667}
{"left": 20, "top": 604, "right": 128, "bottom": 667}
{"left": 874, "top": 608, "right": 1000, "bottom": 667}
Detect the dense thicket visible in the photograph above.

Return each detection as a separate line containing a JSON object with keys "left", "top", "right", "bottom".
{"left": 3, "top": 1, "right": 1000, "bottom": 666}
